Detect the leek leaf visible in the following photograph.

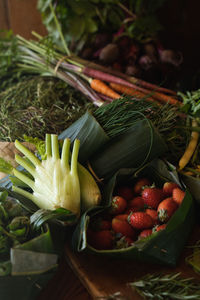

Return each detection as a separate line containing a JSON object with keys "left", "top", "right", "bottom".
{"left": 90, "top": 119, "right": 167, "bottom": 180}
{"left": 59, "top": 111, "right": 109, "bottom": 162}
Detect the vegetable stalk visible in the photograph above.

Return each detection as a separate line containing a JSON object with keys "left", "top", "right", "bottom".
{"left": 12, "top": 135, "right": 81, "bottom": 215}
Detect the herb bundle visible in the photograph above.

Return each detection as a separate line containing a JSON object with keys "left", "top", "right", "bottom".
{"left": 0, "top": 76, "right": 91, "bottom": 141}
{"left": 129, "top": 273, "right": 200, "bottom": 299}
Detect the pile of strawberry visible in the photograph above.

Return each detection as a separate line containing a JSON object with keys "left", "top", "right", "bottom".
{"left": 87, "top": 178, "right": 186, "bottom": 251}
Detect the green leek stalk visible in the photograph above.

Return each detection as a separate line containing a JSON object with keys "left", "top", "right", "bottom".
{"left": 12, "top": 135, "right": 81, "bottom": 216}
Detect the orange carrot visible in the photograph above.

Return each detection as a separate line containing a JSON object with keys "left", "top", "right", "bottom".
{"left": 109, "top": 82, "right": 155, "bottom": 102}
{"left": 110, "top": 82, "right": 180, "bottom": 106}
{"left": 151, "top": 90, "right": 181, "bottom": 106}
{"left": 90, "top": 79, "right": 120, "bottom": 99}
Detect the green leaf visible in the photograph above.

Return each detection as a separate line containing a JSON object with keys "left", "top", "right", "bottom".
{"left": 59, "top": 111, "right": 109, "bottom": 163}
{"left": 30, "top": 208, "right": 77, "bottom": 230}
{"left": 89, "top": 119, "right": 167, "bottom": 180}
{"left": 68, "top": 16, "right": 86, "bottom": 40}
{"left": 85, "top": 17, "right": 98, "bottom": 34}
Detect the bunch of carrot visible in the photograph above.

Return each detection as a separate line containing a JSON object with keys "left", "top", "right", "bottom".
{"left": 17, "top": 32, "right": 181, "bottom": 108}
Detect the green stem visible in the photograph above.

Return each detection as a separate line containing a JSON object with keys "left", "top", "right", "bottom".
{"left": 15, "top": 154, "right": 36, "bottom": 177}
{"left": 13, "top": 169, "right": 35, "bottom": 190}
{"left": 14, "top": 140, "right": 40, "bottom": 167}
{"left": 71, "top": 139, "right": 80, "bottom": 175}
{"left": 61, "top": 138, "right": 70, "bottom": 170}
{"left": 12, "top": 186, "right": 36, "bottom": 204}
{"left": 49, "top": 3, "right": 71, "bottom": 56}
{"left": 51, "top": 134, "right": 60, "bottom": 159}
{"left": 46, "top": 134, "right": 52, "bottom": 158}
{"left": 184, "top": 167, "right": 200, "bottom": 175}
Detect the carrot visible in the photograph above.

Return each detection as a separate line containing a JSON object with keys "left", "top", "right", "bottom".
{"left": 72, "top": 58, "right": 176, "bottom": 95}
{"left": 90, "top": 79, "right": 120, "bottom": 99}
{"left": 84, "top": 67, "right": 180, "bottom": 105}
{"left": 179, "top": 119, "right": 199, "bottom": 170}
{"left": 129, "top": 77, "right": 177, "bottom": 96}
{"left": 109, "top": 82, "right": 156, "bottom": 103}
{"left": 150, "top": 90, "right": 181, "bottom": 106}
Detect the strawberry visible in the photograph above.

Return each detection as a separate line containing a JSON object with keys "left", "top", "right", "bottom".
{"left": 145, "top": 208, "right": 159, "bottom": 225}
{"left": 90, "top": 217, "right": 112, "bottom": 231}
{"left": 112, "top": 215, "right": 135, "bottom": 238}
{"left": 141, "top": 187, "right": 164, "bottom": 209}
{"left": 87, "top": 229, "right": 114, "bottom": 250}
{"left": 116, "top": 185, "right": 134, "bottom": 201}
{"left": 155, "top": 224, "right": 167, "bottom": 232}
{"left": 157, "top": 197, "right": 178, "bottom": 222}
{"left": 110, "top": 196, "right": 127, "bottom": 215}
{"left": 114, "top": 214, "right": 129, "bottom": 221}
{"left": 172, "top": 188, "right": 185, "bottom": 206}
{"left": 128, "top": 196, "right": 144, "bottom": 212}
{"left": 163, "top": 181, "right": 180, "bottom": 197}
{"left": 128, "top": 212, "right": 154, "bottom": 230}
{"left": 133, "top": 177, "right": 151, "bottom": 195}
{"left": 138, "top": 229, "right": 152, "bottom": 239}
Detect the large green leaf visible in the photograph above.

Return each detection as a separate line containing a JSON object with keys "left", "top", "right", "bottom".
{"left": 59, "top": 110, "right": 109, "bottom": 162}
{"left": 89, "top": 119, "right": 167, "bottom": 180}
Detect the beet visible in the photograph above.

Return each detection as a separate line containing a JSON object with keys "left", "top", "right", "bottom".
{"left": 159, "top": 49, "right": 183, "bottom": 67}
{"left": 99, "top": 43, "right": 119, "bottom": 63}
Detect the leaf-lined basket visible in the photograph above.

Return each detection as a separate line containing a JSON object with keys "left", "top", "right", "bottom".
{"left": 72, "top": 159, "right": 195, "bottom": 266}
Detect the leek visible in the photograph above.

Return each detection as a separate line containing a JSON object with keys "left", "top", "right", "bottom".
{"left": 12, "top": 134, "right": 81, "bottom": 216}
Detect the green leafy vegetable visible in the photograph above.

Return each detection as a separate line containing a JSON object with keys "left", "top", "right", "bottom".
{"left": 37, "top": 0, "right": 166, "bottom": 50}
{"left": 179, "top": 89, "right": 200, "bottom": 117}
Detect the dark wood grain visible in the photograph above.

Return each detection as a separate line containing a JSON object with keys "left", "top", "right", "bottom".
{"left": 6, "top": 0, "right": 47, "bottom": 38}
{"left": 0, "top": 0, "right": 9, "bottom": 31}
{"left": 38, "top": 256, "right": 92, "bottom": 300}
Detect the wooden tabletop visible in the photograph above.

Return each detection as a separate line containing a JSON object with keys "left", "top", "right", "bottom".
{"left": 38, "top": 256, "right": 92, "bottom": 300}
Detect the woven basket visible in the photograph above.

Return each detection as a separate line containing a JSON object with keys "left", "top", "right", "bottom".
{"left": 0, "top": 142, "right": 35, "bottom": 179}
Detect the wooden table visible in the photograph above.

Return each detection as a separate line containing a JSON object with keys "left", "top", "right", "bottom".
{"left": 38, "top": 256, "right": 92, "bottom": 300}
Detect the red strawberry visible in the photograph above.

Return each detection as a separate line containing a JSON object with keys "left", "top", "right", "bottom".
{"left": 138, "top": 229, "right": 152, "bottom": 239}
{"left": 128, "top": 196, "right": 144, "bottom": 211}
{"left": 110, "top": 196, "right": 127, "bottom": 215}
{"left": 112, "top": 215, "right": 135, "bottom": 238}
{"left": 163, "top": 182, "right": 180, "bottom": 197}
{"left": 115, "top": 214, "right": 129, "bottom": 221}
{"left": 133, "top": 177, "right": 151, "bottom": 195}
{"left": 172, "top": 188, "right": 185, "bottom": 205}
{"left": 157, "top": 197, "right": 178, "bottom": 222}
{"left": 145, "top": 208, "right": 159, "bottom": 225}
{"left": 90, "top": 217, "right": 112, "bottom": 231}
{"left": 155, "top": 224, "right": 167, "bottom": 232}
{"left": 88, "top": 230, "right": 114, "bottom": 250}
{"left": 141, "top": 187, "right": 164, "bottom": 209}
{"left": 116, "top": 185, "right": 134, "bottom": 201}
{"left": 128, "top": 212, "right": 154, "bottom": 230}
